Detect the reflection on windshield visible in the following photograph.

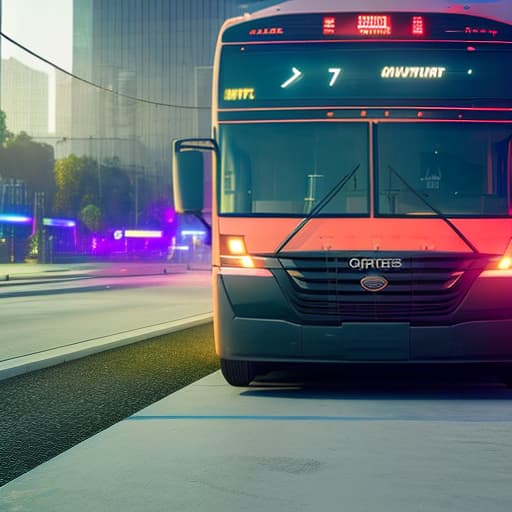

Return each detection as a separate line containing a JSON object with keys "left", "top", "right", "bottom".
{"left": 219, "top": 122, "right": 369, "bottom": 216}
{"left": 377, "top": 123, "right": 512, "bottom": 217}
{"left": 219, "top": 121, "right": 512, "bottom": 218}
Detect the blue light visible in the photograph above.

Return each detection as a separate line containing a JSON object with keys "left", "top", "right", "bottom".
{"left": 42, "top": 218, "right": 77, "bottom": 228}
{"left": 181, "top": 229, "right": 207, "bottom": 237}
{"left": 0, "top": 214, "right": 32, "bottom": 224}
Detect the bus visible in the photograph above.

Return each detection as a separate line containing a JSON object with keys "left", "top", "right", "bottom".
{"left": 173, "top": 0, "right": 512, "bottom": 386}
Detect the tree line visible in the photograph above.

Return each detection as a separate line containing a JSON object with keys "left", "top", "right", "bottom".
{"left": 0, "top": 110, "right": 161, "bottom": 233}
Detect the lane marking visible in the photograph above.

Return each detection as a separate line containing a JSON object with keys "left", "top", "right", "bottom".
{"left": 126, "top": 414, "right": 512, "bottom": 423}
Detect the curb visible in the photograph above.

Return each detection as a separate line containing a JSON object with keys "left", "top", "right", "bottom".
{"left": 0, "top": 313, "right": 213, "bottom": 382}
{"left": 0, "top": 263, "right": 192, "bottom": 286}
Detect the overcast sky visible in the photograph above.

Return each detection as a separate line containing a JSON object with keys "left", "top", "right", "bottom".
{"left": 1, "top": 0, "right": 72, "bottom": 71}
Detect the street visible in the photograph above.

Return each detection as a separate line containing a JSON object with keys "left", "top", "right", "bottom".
{"left": 2, "top": 267, "right": 512, "bottom": 511}
{"left": 0, "top": 270, "right": 212, "bottom": 363}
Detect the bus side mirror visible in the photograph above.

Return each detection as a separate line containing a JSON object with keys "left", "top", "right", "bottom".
{"left": 172, "top": 138, "right": 217, "bottom": 214}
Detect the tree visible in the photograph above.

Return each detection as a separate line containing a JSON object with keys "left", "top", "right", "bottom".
{"left": 54, "top": 154, "right": 99, "bottom": 219}
{"left": 0, "top": 110, "right": 11, "bottom": 145}
{"left": 0, "top": 131, "right": 55, "bottom": 203}
{"left": 80, "top": 204, "right": 102, "bottom": 233}
{"left": 100, "top": 159, "right": 132, "bottom": 227}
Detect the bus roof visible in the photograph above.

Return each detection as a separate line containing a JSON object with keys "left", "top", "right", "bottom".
{"left": 249, "top": 0, "right": 512, "bottom": 24}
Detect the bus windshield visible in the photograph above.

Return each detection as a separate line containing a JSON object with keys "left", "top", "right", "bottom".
{"left": 218, "top": 122, "right": 369, "bottom": 216}
{"left": 377, "top": 123, "right": 512, "bottom": 217}
{"left": 219, "top": 122, "right": 512, "bottom": 217}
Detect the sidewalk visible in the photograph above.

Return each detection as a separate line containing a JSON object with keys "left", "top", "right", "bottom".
{"left": 0, "top": 261, "right": 197, "bottom": 284}
{"left": 3, "top": 371, "right": 512, "bottom": 511}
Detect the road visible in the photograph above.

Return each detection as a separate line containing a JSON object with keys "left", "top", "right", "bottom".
{"left": 2, "top": 268, "right": 512, "bottom": 509}
{"left": 0, "top": 271, "right": 212, "bottom": 363}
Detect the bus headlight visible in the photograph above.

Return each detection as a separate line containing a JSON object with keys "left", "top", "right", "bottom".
{"left": 497, "top": 256, "right": 512, "bottom": 271}
{"left": 483, "top": 239, "right": 512, "bottom": 275}
{"left": 220, "top": 234, "right": 255, "bottom": 268}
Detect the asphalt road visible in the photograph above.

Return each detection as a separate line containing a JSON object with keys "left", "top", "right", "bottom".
{"left": 0, "top": 271, "right": 212, "bottom": 362}
{"left": 0, "top": 323, "right": 218, "bottom": 487}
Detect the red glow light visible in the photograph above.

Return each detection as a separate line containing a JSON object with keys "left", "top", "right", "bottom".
{"left": 412, "top": 16, "right": 424, "bottom": 36}
{"left": 357, "top": 14, "right": 391, "bottom": 36}
{"left": 465, "top": 26, "right": 498, "bottom": 37}
{"left": 249, "top": 27, "right": 284, "bottom": 36}
{"left": 323, "top": 17, "right": 336, "bottom": 35}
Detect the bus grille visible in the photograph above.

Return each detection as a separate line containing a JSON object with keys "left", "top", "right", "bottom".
{"left": 277, "top": 253, "right": 490, "bottom": 324}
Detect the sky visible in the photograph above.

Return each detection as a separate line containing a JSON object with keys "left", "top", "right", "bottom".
{"left": 1, "top": 0, "right": 73, "bottom": 132}
{"left": 1, "top": 0, "right": 73, "bottom": 71}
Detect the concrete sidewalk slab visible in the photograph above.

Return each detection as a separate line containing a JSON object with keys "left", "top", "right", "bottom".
{"left": 1, "top": 372, "right": 512, "bottom": 511}
{"left": 0, "top": 262, "right": 193, "bottom": 285}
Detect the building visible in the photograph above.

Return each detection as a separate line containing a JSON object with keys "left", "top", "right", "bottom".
{"left": 67, "top": 0, "right": 278, "bottom": 196}
{"left": 55, "top": 72, "right": 72, "bottom": 138}
{"left": 1, "top": 57, "right": 49, "bottom": 137}
{"left": 0, "top": 2, "right": 2, "bottom": 108}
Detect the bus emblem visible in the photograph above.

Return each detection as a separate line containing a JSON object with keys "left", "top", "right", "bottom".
{"left": 360, "top": 276, "right": 389, "bottom": 292}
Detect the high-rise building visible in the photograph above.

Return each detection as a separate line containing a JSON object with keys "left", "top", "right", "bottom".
{"left": 68, "top": 0, "right": 278, "bottom": 194}
{"left": 0, "top": 1, "right": 2, "bottom": 110}
{"left": 1, "top": 57, "right": 49, "bottom": 137}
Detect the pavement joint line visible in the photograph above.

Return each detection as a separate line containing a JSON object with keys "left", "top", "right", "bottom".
{"left": 0, "top": 312, "right": 213, "bottom": 382}
{"left": 126, "top": 414, "right": 512, "bottom": 422}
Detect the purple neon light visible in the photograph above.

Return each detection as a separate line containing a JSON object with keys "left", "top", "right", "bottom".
{"left": 0, "top": 213, "right": 33, "bottom": 224}
{"left": 42, "top": 218, "right": 76, "bottom": 228}
{"left": 124, "top": 229, "right": 163, "bottom": 239}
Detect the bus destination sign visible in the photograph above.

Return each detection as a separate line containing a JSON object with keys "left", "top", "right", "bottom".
{"left": 222, "top": 13, "right": 512, "bottom": 43}
{"left": 219, "top": 44, "right": 512, "bottom": 107}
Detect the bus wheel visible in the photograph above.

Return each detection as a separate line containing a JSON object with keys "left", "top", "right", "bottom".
{"left": 220, "top": 359, "right": 258, "bottom": 386}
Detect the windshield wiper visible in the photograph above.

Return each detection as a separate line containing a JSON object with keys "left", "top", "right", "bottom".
{"left": 274, "top": 163, "right": 360, "bottom": 256}
{"left": 387, "top": 165, "right": 479, "bottom": 254}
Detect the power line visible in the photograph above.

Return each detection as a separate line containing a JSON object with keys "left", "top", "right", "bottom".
{"left": 0, "top": 31, "right": 210, "bottom": 110}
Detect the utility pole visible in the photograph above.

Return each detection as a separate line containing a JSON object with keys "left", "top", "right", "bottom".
{"left": 34, "top": 192, "right": 46, "bottom": 263}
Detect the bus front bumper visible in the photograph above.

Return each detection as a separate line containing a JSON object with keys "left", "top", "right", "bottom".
{"left": 216, "top": 271, "right": 512, "bottom": 363}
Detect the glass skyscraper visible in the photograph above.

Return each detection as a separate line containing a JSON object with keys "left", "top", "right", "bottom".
{"left": 67, "top": 0, "right": 277, "bottom": 195}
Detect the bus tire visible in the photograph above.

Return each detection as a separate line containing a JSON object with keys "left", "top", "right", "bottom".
{"left": 220, "top": 358, "right": 257, "bottom": 386}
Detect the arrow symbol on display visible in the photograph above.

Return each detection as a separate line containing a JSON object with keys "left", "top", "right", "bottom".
{"left": 281, "top": 67, "right": 302, "bottom": 88}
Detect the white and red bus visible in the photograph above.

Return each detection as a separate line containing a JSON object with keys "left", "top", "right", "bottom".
{"left": 173, "top": 0, "right": 512, "bottom": 386}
